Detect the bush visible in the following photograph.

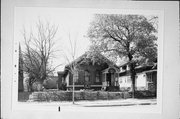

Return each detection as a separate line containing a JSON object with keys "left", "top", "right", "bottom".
{"left": 123, "top": 92, "right": 132, "bottom": 99}
{"left": 108, "top": 92, "right": 123, "bottom": 99}
{"left": 28, "top": 90, "right": 133, "bottom": 102}
{"left": 32, "top": 82, "right": 44, "bottom": 91}
{"left": 18, "top": 92, "right": 32, "bottom": 102}
{"left": 84, "top": 91, "right": 98, "bottom": 100}
{"left": 134, "top": 90, "right": 156, "bottom": 98}
{"left": 97, "top": 91, "right": 108, "bottom": 100}
{"left": 75, "top": 91, "right": 84, "bottom": 100}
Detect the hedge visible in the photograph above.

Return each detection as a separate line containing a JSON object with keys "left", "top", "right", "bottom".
{"left": 28, "top": 90, "right": 156, "bottom": 102}
{"left": 134, "top": 91, "right": 156, "bottom": 98}
{"left": 28, "top": 90, "right": 133, "bottom": 102}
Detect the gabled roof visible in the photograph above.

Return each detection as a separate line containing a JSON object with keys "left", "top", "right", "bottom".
{"left": 64, "top": 51, "right": 118, "bottom": 69}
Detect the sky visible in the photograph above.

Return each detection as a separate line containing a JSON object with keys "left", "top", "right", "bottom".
{"left": 15, "top": 7, "right": 95, "bottom": 75}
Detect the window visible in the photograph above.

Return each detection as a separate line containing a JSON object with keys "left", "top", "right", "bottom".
{"left": 127, "top": 77, "right": 131, "bottom": 83}
{"left": 73, "top": 70, "right": 79, "bottom": 82}
{"left": 84, "top": 70, "right": 90, "bottom": 88}
{"left": 84, "top": 70, "right": 90, "bottom": 82}
{"left": 122, "top": 65, "right": 127, "bottom": 70}
{"left": 119, "top": 78, "right": 123, "bottom": 83}
{"left": 95, "top": 71, "right": 100, "bottom": 82}
{"left": 147, "top": 73, "right": 153, "bottom": 83}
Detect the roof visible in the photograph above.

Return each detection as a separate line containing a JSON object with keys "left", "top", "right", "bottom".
{"left": 119, "top": 64, "right": 157, "bottom": 76}
{"left": 118, "top": 62, "right": 130, "bottom": 67}
{"left": 64, "top": 51, "right": 118, "bottom": 69}
{"left": 57, "top": 51, "right": 119, "bottom": 76}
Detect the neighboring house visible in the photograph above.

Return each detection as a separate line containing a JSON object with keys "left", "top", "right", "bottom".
{"left": 118, "top": 63, "right": 157, "bottom": 92}
{"left": 43, "top": 76, "right": 58, "bottom": 89}
{"left": 57, "top": 52, "right": 119, "bottom": 90}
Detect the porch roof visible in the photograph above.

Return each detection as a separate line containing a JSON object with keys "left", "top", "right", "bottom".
{"left": 102, "top": 66, "right": 119, "bottom": 74}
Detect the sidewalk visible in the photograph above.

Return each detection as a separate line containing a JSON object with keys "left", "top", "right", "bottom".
{"left": 60, "top": 98, "right": 157, "bottom": 107}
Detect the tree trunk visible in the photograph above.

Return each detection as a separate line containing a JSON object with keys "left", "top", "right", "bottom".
{"left": 129, "top": 62, "right": 136, "bottom": 98}
{"left": 72, "top": 77, "right": 75, "bottom": 104}
{"left": 18, "top": 70, "right": 24, "bottom": 92}
{"left": 128, "top": 53, "right": 136, "bottom": 98}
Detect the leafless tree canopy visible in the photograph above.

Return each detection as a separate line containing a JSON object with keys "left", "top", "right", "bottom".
{"left": 22, "top": 20, "right": 58, "bottom": 90}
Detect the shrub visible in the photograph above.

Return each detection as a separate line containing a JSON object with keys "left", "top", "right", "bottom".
{"left": 97, "top": 91, "right": 108, "bottom": 100}
{"left": 108, "top": 92, "right": 123, "bottom": 99}
{"left": 18, "top": 92, "right": 32, "bottom": 102}
{"left": 134, "top": 90, "right": 156, "bottom": 98}
{"left": 28, "top": 90, "right": 133, "bottom": 102}
{"left": 84, "top": 91, "right": 98, "bottom": 100}
{"left": 75, "top": 91, "right": 84, "bottom": 100}
{"left": 32, "top": 82, "right": 44, "bottom": 91}
{"left": 123, "top": 92, "right": 132, "bottom": 99}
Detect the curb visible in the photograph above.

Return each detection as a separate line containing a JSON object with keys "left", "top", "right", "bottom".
{"left": 76, "top": 102, "right": 157, "bottom": 107}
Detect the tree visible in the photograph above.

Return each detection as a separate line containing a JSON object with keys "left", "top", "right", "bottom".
{"left": 22, "top": 20, "right": 59, "bottom": 91}
{"left": 18, "top": 43, "right": 24, "bottom": 92}
{"left": 63, "top": 32, "right": 79, "bottom": 104}
{"left": 87, "top": 14, "right": 158, "bottom": 97}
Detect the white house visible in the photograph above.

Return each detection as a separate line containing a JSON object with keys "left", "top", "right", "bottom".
{"left": 118, "top": 63, "right": 157, "bottom": 92}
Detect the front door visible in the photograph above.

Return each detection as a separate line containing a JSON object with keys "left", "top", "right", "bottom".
{"left": 84, "top": 70, "right": 91, "bottom": 89}
{"left": 107, "top": 73, "right": 111, "bottom": 86}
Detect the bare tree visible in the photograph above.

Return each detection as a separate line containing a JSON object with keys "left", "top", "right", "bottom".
{"left": 63, "top": 32, "right": 80, "bottom": 104}
{"left": 22, "top": 19, "right": 59, "bottom": 91}
{"left": 18, "top": 43, "right": 24, "bottom": 92}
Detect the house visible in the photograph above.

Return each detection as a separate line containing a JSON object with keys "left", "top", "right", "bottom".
{"left": 57, "top": 52, "right": 120, "bottom": 91}
{"left": 57, "top": 52, "right": 157, "bottom": 92}
{"left": 118, "top": 63, "right": 157, "bottom": 92}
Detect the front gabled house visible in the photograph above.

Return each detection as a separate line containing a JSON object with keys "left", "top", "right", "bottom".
{"left": 57, "top": 52, "right": 120, "bottom": 91}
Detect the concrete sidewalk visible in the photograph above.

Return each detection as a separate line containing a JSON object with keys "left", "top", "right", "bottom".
{"left": 60, "top": 98, "right": 157, "bottom": 107}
